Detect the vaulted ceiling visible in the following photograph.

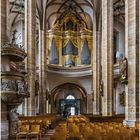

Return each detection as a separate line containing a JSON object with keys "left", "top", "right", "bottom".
{"left": 9, "top": 0, "right": 125, "bottom": 31}
{"left": 36, "top": 0, "right": 94, "bottom": 30}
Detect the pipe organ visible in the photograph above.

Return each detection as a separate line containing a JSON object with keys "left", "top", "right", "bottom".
{"left": 46, "top": 12, "right": 92, "bottom": 67}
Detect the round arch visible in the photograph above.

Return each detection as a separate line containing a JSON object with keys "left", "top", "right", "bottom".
{"left": 50, "top": 82, "right": 87, "bottom": 114}
{"left": 51, "top": 82, "right": 87, "bottom": 101}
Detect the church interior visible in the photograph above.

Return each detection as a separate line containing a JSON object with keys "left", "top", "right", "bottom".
{"left": 0, "top": 0, "right": 140, "bottom": 139}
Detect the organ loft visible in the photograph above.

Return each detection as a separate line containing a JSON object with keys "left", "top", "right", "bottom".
{"left": 0, "top": 0, "right": 139, "bottom": 139}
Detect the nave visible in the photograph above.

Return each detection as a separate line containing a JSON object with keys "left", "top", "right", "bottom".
{"left": 1, "top": 0, "right": 140, "bottom": 139}
{"left": 16, "top": 115, "right": 139, "bottom": 140}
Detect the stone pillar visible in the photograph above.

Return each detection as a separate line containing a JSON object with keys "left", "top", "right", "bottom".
{"left": 92, "top": 12, "right": 99, "bottom": 114}
{"left": 46, "top": 100, "right": 49, "bottom": 113}
{"left": 38, "top": 29, "right": 46, "bottom": 114}
{"left": 6, "top": 0, "right": 10, "bottom": 42}
{"left": 97, "top": 31, "right": 102, "bottom": 114}
{"left": 0, "top": 1, "right": 8, "bottom": 139}
{"left": 96, "top": 15, "right": 102, "bottom": 115}
{"left": 136, "top": 0, "right": 139, "bottom": 121}
{"left": 123, "top": 0, "right": 138, "bottom": 127}
{"left": 25, "top": 0, "right": 36, "bottom": 116}
{"left": 0, "top": 0, "right": 10, "bottom": 42}
{"left": 22, "top": 98, "right": 27, "bottom": 115}
{"left": 0, "top": 0, "right": 7, "bottom": 44}
{"left": 101, "top": 0, "right": 113, "bottom": 116}
{"left": 139, "top": 0, "right": 140, "bottom": 119}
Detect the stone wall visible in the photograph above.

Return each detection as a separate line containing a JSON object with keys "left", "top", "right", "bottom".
{"left": 1, "top": 102, "right": 8, "bottom": 140}
{"left": 114, "top": 21, "right": 125, "bottom": 55}
{"left": 115, "top": 82, "right": 125, "bottom": 114}
{"left": 48, "top": 73, "right": 93, "bottom": 113}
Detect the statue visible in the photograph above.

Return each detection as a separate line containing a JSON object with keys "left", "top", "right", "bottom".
{"left": 16, "top": 79, "right": 30, "bottom": 97}
{"left": 17, "top": 80, "right": 25, "bottom": 93}
{"left": 119, "top": 57, "right": 128, "bottom": 84}
{"left": 116, "top": 51, "right": 123, "bottom": 62}
{"left": 8, "top": 107, "right": 19, "bottom": 136}
{"left": 120, "top": 91, "right": 125, "bottom": 106}
{"left": 9, "top": 107, "right": 19, "bottom": 121}
{"left": 1, "top": 80, "right": 9, "bottom": 91}
{"left": 12, "top": 30, "right": 17, "bottom": 44}
{"left": 1, "top": 80, "right": 16, "bottom": 91}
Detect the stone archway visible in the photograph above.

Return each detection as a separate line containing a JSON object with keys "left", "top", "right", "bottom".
{"left": 50, "top": 83, "right": 87, "bottom": 114}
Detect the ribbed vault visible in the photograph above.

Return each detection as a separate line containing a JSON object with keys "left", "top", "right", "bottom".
{"left": 8, "top": 0, "right": 125, "bottom": 32}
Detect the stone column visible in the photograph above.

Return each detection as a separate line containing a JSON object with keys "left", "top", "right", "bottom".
{"left": 136, "top": 0, "right": 139, "bottom": 121}
{"left": 92, "top": 12, "right": 99, "bottom": 114}
{"left": 123, "top": 0, "right": 138, "bottom": 127}
{"left": 46, "top": 100, "right": 49, "bottom": 113}
{"left": 139, "top": 0, "right": 140, "bottom": 119}
{"left": 25, "top": 0, "right": 36, "bottom": 116}
{"left": 97, "top": 15, "right": 102, "bottom": 114}
{"left": 38, "top": 29, "right": 46, "bottom": 114}
{"left": 0, "top": 0, "right": 7, "bottom": 44}
{"left": 97, "top": 31, "right": 102, "bottom": 114}
{"left": 101, "top": 0, "right": 113, "bottom": 116}
{"left": 1, "top": 0, "right": 9, "bottom": 58}
{"left": 0, "top": 1, "right": 8, "bottom": 139}
{"left": 22, "top": 98, "right": 27, "bottom": 115}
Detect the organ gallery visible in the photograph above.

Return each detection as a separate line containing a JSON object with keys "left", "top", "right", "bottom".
{"left": 0, "top": 0, "right": 139, "bottom": 139}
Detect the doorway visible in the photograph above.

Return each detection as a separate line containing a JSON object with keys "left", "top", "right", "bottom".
{"left": 51, "top": 83, "right": 87, "bottom": 114}
{"left": 59, "top": 95, "right": 81, "bottom": 116}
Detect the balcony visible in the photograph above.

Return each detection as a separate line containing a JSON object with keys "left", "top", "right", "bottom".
{"left": 47, "top": 63, "right": 121, "bottom": 78}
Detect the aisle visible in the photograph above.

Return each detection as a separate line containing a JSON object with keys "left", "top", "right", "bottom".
{"left": 41, "top": 121, "right": 66, "bottom": 140}
{"left": 40, "top": 129, "right": 55, "bottom": 140}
